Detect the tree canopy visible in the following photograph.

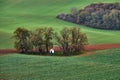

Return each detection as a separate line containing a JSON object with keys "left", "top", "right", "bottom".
{"left": 13, "top": 27, "right": 88, "bottom": 56}
{"left": 57, "top": 3, "right": 120, "bottom": 30}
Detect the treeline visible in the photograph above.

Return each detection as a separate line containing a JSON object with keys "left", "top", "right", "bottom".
{"left": 13, "top": 27, "right": 88, "bottom": 56}
{"left": 57, "top": 3, "right": 120, "bottom": 30}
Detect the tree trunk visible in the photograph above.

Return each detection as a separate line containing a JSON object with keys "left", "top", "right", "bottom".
{"left": 39, "top": 47, "right": 42, "bottom": 53}
{"left": 46, "top": 43, "right": 49, "bottom": 53}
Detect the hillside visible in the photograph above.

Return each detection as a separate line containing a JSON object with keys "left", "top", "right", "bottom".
{"left": 0, "top": 0, "right": 120, "bottom": 48}
{"left": 0, "top": 48, "right": 120, "bottom": 80}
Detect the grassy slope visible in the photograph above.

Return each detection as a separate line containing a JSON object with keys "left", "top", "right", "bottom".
{"left": 0, "top": 0, "right": 120, "bottom": 48}
{"left": 0, "top": 48, "right": 120, "bottom": 80}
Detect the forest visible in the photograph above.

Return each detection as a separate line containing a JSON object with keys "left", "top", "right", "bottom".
{"left": 57, "top": 3, "right": 120, "bottom": 30}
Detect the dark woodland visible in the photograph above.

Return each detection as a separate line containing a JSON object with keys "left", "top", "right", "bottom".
{"left": 57, "top": 3, "right": 120, "bottom": 30}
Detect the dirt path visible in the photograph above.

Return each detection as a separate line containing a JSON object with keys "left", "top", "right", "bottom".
{"left": 84, "top": 43, "right": 120, "bottom": 51}
{"left": 0, "top": 49, "right": 17, "bottom": 55}
{"left": 53, "top": 43, "right": 120, "bottom": 51}
{"left": 0, "top": 43, "right": 120, "bottom": 55}
{"left": 80, "top": 51, "right": 95, "bottom": 56}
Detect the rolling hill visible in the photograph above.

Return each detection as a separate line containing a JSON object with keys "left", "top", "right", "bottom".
{"left": 0, "top": 1, "right": 120, "bottom": 80}
{"left": 0, "top": 0, "right": 120, "bottom": 48}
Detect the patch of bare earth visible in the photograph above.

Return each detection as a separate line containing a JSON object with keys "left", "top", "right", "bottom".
{"left": 79, "top": 51, "right": 95, "bottom": 56}
{"left": 80, "top": 43, "right": 120, "bottom": 56}
{"left": 0, "top": 49, "right": 17, "bottom": 55}
{"left": 0, "top": 43, "right": 120, "bottom": 56}
{"left": 84, "top": 43, "right": 120, "bottom": 51}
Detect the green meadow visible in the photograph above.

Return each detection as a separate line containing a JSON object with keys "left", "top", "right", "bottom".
{"left": 0, "top": 0, "right": 120, "bottom": 80}
{"left": 0, "top": 0, "right": 120, "bottom": 48}
{"left": 0, "top": 48, "right": 120, "bottom": 80}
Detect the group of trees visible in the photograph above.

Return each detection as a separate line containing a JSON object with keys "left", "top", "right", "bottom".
{"left": 13, "top": 27, "right": 88, "bottom": 56}
{"left": 55, "top": 27, "right": 88, "bottom": 55}
{"left": 57, "top": 3, "right": 120, "bottom": 30}
{"left": 14, "top": 27, "right": 54, "bottom": 53}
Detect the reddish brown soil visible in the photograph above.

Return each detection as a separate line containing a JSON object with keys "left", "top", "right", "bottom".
{"left": 80, "top": 51, "right": 95, "bottom": 56}
{"left": 53, "top": 43, "right": 120, "bottom": 51}
{"left": 82, "top": 43, "right": 120, "bottom": 56}
{"left": 0, "top": 49, "right": 17, "bottom": 55}
{"left": 84, "top": 43, "right": 120, "bottom": 51}
{"left": 0, "top": 43, "right": 120, "bottom": 55}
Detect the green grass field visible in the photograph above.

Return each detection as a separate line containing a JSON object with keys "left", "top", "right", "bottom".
{"left": 0, "top": 49, "right": 120, "bottom": 80}
{"left": 0, "top": 0, "right": 120, "bottom": 80}
{"left": 0, "top": 0, "right": 120, "bottom": 48}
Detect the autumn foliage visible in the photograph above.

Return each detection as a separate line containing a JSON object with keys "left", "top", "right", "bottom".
{"left": 57, "top": 3, "right": 120, "bottom": 30}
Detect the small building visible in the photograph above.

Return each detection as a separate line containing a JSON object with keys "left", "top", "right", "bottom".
{"left": 49, "top": 48, "right": 54, "bottom": 54}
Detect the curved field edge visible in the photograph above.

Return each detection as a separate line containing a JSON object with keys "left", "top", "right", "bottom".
{"left": 0, "top": 0, "right": 120, "bottom": 48}
{"left": 0, "top": 48, "right": 120, "bottom": 80}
